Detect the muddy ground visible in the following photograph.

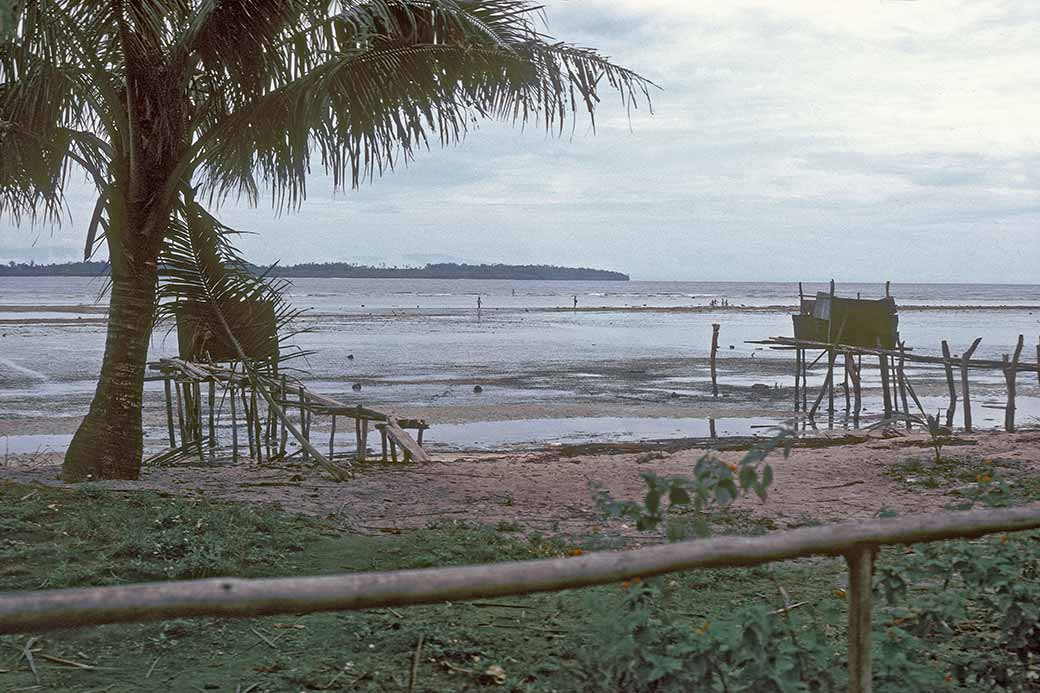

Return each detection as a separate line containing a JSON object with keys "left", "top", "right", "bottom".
{"left": 4, "top": 429, "right": 1039, "bottom": 543}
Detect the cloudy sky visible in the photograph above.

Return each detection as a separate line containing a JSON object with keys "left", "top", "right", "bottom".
{"left": 3, "top": 1, "right": 1039, "bottom": 282}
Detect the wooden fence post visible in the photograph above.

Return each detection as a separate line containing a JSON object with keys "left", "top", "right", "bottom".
{"left": 208, "top": 380, "right": 216, "bottom": 459}
{"left": 710, "top": 324, "right": 720, "bottom": 397}
{"left": 960, "top": 338, "right": 982, "bottom": 432}
{"left": 847, "top": 546, "right": 874, "bottom": 693}
{"left": 941, "top": 341, "right": 957, "bottom": 428}
{"left": 1004, "top": 335, "right": 1024, "bottom": 433}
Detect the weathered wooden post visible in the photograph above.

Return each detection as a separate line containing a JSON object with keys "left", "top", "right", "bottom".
{"left": 251, "top": 387, "right": 263, "bottom": 463}
{"left": 329, "top": 415, "right": 337, "bottom": 459}
{"left": 794, "top": 348, "right": 801, "bottom": 412}
{"left": 960, "top": 338, "right": 982, "bottom": 432}
{"left": 1004, "top": 335, "right": 1024, "bottom": 433}
{"left": 710, "top": 323, "right": 720, "bottom": 397}
{"left": 847, "top": 546, "right": 874, "bottom": 693}
{"left": 827, "top": 281, "right": 836, "bottom": 417}
{"left": 941, "top": 341, "right": 957, "bottom": 428}
{"left": 843, "top": 353, "right": 852, "bottom": 412}
{"left": 298, "top": 387, "right": 309, "bottom": 462}
{"left": 241, "top": 388, "right": 255, "bottom": 459}
{"left": 896, "top": 343, "right": 911, "bottom": 430}
{"left": 163, "top": 375, "right": 177, "bottom": 447}
{"left": 878, "top": 352, "right": 893, "bottom": 420}
{"left": 175, "top": 381, "right": 188, "bottom": 445}
{"left": 208, "top": 379, "right": 216, "bottom": 460}
{"left": 230, "top": 382, "right": 239, "bottom": 463}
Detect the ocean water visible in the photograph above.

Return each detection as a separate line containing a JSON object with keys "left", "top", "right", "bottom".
{"left": 2, "top": 277, "right": 1039, "bottom": 442}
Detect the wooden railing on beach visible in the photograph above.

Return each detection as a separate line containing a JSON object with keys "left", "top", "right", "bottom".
{"left": 749, "top": 334, "right": 1040, "bottom": 432}
{"left": 2, "top": 505, "right": 1039, "bottom": 693}
{"left": 146, "top": 358, "right": 430, "bottom": 473}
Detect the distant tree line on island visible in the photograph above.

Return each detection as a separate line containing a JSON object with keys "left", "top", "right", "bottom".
{"left": 1, "top": 261, "right": 629, "bottom": 281}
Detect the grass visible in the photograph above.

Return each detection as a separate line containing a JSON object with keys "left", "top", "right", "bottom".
{"left": 0, "top": 480, "right": 850, "bottom": 692}
{"left": 884, "top": 454, "right": 1040, "bottom": 504}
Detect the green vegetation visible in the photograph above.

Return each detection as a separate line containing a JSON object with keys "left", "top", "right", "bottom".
{"left": 2, "top": 461, "right": 1038, "bottom": 691}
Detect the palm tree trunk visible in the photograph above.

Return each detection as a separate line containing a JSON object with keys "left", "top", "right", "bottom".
{"left": 63, "top": 262, "right": 158, "bottom": 481}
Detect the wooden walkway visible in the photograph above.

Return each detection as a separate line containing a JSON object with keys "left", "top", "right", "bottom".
{"left": 146, "top": 358, "right": 430, "bottom": 476}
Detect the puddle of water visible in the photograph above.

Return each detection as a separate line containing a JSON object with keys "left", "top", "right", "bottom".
{"left": 1, "top": 434, "right": 74, "bottom": 454}
{"left": 424, "top": 416, "right": 784, "bottom": 450}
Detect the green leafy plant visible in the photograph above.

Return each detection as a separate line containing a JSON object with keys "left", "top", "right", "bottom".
{"left": 592, "top": 425, "right": 795, "bottom": 538}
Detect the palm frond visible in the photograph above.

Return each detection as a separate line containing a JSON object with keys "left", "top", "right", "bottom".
{"left": 157, "top": 193, "right": 309, "bottom": 371}
{"left": 193, "top": 21, "right": 653, "bottom": 207}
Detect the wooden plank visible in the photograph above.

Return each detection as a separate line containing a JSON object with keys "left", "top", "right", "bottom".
{"left": 384, "top": 418, "right": 429, "bottom": 462}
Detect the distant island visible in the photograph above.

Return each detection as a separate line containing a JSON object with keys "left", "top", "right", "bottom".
{"left": 0, "top": 260, "right": 629, "bottom": 281}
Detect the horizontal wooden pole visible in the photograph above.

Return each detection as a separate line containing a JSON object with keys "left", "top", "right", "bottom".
{"left": 1, "top": 505, "right": 1038, "bottom": 634}
{"left": 752, "top": 337, "right": 1040, "bottom": 373}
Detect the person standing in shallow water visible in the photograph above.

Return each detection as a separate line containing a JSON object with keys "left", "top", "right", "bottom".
{"left": 573, "top": 295, "right": 578, "bottom": 310}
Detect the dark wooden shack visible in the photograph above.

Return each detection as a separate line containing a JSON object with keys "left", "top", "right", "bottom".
{"left": 793, "top": 292, "right": 899, "bottom": 349}
{"left": 174, "top": 299, "right": 279, "bottom": 363}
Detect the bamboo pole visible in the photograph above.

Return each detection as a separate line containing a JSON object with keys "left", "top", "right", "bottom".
{"left": 2, "top": 506, "right": 1037, "bottom": 636}
{"left": 251, "top": 387, "right": 262, "bottom": 464}
{"left": 163, "top": 376, "right": 176, "bottom": 447}
{"left": 961, "top": 338, "right": 982, "bottom": 432}
{"left": 230, "top": 383, "right": 238, "bottom": 463}
{"left": 174, "top": 381, "right": 187, "bottom": 445}
{"left": 208, "top": 380, "right": 216, "bottom": 458}
{"left": 298, "top": 388, "right": 309, "bottom": 462}
{"left": 897, "top": 343, "right": 911, "bottom": 430}
{"left": 242, "top": 388, "right": 255, "bottom": 460}
{"left": 794, "top": 348, "right": 801, "bottom": 412}
{"left": 876, "top": 339, "right": 892, "bottom": 419}
{"left": 710, "top": 323, "right": 720, "bottom": 397}
{"left": 842, "top": 352, "right": 851, "bottom": 413}
{"left": 941, "top": 341, "right": 957, "bottom": 428}
{"left": 847, "top": 546, "right": 874, "bottom": 693}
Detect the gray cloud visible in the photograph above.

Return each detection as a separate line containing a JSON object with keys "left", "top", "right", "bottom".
{"left": 2, "top": 1, "right": 1039, "bottom": 282}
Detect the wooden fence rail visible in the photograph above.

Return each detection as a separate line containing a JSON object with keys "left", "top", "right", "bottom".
{"left": 2, "top": 505, "right": 1039, "bottom": 691}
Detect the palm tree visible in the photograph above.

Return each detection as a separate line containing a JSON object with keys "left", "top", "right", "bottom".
{"left": 0, "top": 1, "right": 651, "bottom": 481}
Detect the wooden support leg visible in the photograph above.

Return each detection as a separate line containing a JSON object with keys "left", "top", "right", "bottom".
{"left": 208, "top": 380, "right": 216, "bottom": 458}
{"left": 897, "top": 344, "right": 911, "bottom": 430}
{"left": 175, "top": 381, "right": 188, "bottom": 445}
{"left": 416, "top": 427, "right": 424, "bottom": 446}
{"left": 251, "top": 387, "right": 263, "bottom": 464}
{"left": 961, "top": 338, "right": 982, "bottom": 432}
{"left": 163, "top": 376, "right": 177, "bottom": 447}
{"left": 827, "top": 348, "right": 836, "bottom": 418}
{"left": 242, "top": 388, "right": 255, "bottom": 460}
{"left": 843, "top": 352, "right": 851, "bottom": 413}
{"left": 360, "top": 420, "right": 368, "bottom": 463}
{"left": 710, "top": 323, "right": 720, "bottom": 398}
{"left": 794, "top": 348, "right": 801, "bottom": 412}
{"left": 380, "top": 428, "right": 388, "bottom": 462}
{"left": 298, "top": 389, "right": 309, "bottom": 462}
{"left": 389, "top": 439, "right": 399, "bottom": 463}
{"left": 230, "top": 384, "right": 239, "bottom": 464}
{"left": 809, "top": 351, "right": 837, "bottom": 419}
{"left": 355, "top": 418, "right": 363, "bottom": 464}
{"left": 850, "top": 355, "right": 862, "bottom": 428}
{"left": 941, "top": 341, "right": 957, "bottom": 429}
{"left": 329, "top": 415, "right": 337, "bottom": 460}
{"left": 847, "top": 546, "right": 874, "bottom": 693}
{"left": 1004, "top": 335, "right": 1024, "bottom": 433}
{"left": 879, "top": 354, "right": 892, "bottom": 420}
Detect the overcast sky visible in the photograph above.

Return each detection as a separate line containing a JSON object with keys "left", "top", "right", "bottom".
{"left": 3, "top": 1, "right": 1039, "bottom": 282}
